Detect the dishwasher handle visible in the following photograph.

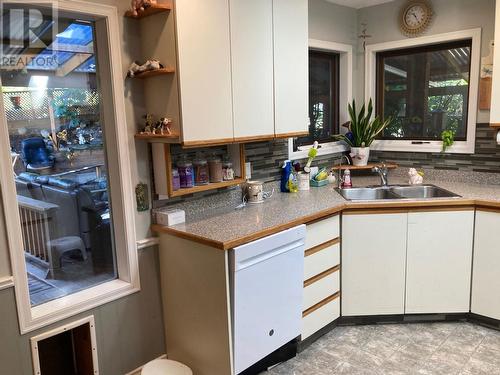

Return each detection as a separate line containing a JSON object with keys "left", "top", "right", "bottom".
{"left": 233, "top": 239, "right": 304, "bottom": 271}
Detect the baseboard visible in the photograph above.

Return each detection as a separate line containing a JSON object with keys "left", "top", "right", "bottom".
{"left": 338, "top": 312, "right": 468, "bottom": 326}
{"left": 0, "top": 276, "right": 14, "bottom": 290}
{"left": 124, "top": 354, "right": 167, "bottom": 375}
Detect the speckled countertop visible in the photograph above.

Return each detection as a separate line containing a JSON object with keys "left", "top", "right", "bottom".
{"left": 152, "top": 170, "right": 500, "bottom": 250}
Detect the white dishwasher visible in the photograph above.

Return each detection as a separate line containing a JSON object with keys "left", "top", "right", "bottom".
{"left": 230, "top": 225, "right": 306, "bottom": 374}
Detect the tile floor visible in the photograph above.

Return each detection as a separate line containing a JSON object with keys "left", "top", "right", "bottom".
{"left": 266, "top": 322, "right": 500, "bottom": 374}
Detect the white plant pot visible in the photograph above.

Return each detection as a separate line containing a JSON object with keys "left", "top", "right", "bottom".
{"left": 350, "top": 147, "right": 370, "bottom": 166}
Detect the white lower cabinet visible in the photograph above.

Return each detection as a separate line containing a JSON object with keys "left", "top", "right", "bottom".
{"left": 472, "top": 210, "right": 500, "bottom": 320}
{"left": 342, "top": 212, "right": 408, "bottom": 316}
{"left": 405, "top": 210, "right": 474, "bottom": 314}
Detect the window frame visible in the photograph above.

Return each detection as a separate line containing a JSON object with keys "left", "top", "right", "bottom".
{"left": 0, "top": 0, "right": 140, "bottom": 334}
{"left": 288, "top": 39, "right": 351, "bottom": 160}
{"left": 365, "top": 28, "right": 481, "bottom": 154}
{"left": 294, "top": 50, "right": 340, "bottom": 148}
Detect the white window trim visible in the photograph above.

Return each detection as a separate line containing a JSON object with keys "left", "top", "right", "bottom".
{"left": 0, "top": 0, "right": 140, "bottom": 334}
{"left": 365, "top": 28, "right": 481, "bottom": 154}
{"left": 288, "top": 39, "right": 352, "bottom": 159}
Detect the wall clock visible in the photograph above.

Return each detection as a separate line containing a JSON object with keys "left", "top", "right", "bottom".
{"left": 400, "top": 1, "right": 433, "bottom": 37}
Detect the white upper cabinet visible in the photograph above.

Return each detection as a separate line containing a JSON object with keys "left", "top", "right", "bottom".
{"left": 472, "top": 210, "right": 500, "bottom": 320}
{"left": 342, "top": 212, "right": 408, "bottom": 316}
{"left": 273, "top": 0, "right": 309, "bottom": 136}
{"left": 175, "top": 0, "right": 234, "bottom": 144}
{"left": 230, "top": 0, "right": 274, "bottom": 140}
{"left": 405, "top": 210, "right": 474, "bottom": 314}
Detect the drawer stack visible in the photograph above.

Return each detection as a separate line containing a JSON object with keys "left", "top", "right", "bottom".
{"left": 302, "top": 215, "right": 341, "bottom": 339}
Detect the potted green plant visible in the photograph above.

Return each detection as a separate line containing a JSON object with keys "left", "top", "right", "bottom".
{"left": 334, "top": 99, "right": 394, "bottom": 166}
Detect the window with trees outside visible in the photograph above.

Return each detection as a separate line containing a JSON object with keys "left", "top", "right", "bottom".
{"left": 293, "top": 50, "right": 340, "bottom": 151}
{"left": 376, "top": 39, "right": 472, "bottom": 142}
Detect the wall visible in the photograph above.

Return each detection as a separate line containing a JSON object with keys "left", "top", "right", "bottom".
{"left": 358, "top": 0, "right": 500, "bottom": 170}
{"left": 0, "top": 0, "right": 166, "bottom": 373}
{"left": 0, "top": 247, "right": 165, "bottom": 375}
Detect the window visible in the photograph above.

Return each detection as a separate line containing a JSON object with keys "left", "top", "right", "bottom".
{"left": 0, "top": 1, "right": 139, "bottom": 333}
{"left": 288, "top": 40, "right": 352, "bottom": 159}
{"left": 366, "top": 29, "right": 480, "bottom": 154}
{"left": 293, "top": 50, "right": 340, "bottom": 150}
{"left": 377, "top": 40, "right": 472, "bottom": 141}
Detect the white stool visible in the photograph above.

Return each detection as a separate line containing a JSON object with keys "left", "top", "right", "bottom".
{"left": 141, "top": 359, "right": 192, "bottom": 375}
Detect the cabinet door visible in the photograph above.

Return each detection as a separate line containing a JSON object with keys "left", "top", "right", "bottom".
{"left": 230, "top": 0, "right": 274, "bottom": 140}
{"left": 342, "top": 212, "right": 408, "bottom": 316}
{"left": 273, "top": 0, "right": 308, "bottom": 136}
{"left": 472, "top": 210, "right": 500, "bottom": 320}
{"left": 176, "top": 0, "right": 234, "bottom": 144}
{"left": 406, "top": 210, "right": 474, "bottom": 314}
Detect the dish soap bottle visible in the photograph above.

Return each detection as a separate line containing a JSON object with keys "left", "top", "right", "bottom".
{"left": 341, "top": 169, "right": 352, "bottom": 188}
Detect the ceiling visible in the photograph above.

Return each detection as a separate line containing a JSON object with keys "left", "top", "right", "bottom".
{"left": 325, "top": 0, "right": 395, "bottom": 9}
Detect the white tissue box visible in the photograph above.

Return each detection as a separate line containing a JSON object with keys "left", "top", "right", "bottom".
{"left": 155, "top": 208, "right": 186, "bottom": 226}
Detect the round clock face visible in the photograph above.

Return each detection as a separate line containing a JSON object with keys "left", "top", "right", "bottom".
{"left": 400, "top": 1, "right": 433, "bottom": 36}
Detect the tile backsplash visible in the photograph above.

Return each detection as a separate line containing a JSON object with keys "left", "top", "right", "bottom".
{"left": 154, "top": 123, "right": 500, "bottom": 207}
{"left": 370, "top": 124, "right": 500, "bottom": 173}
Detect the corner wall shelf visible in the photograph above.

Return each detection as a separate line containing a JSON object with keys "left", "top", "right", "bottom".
{"left": 125, "top": 3, "right": 172, "bottom": 19}
{"left": 131, "top": 68, "right": 175, "bottom": 79}
{"left": 134, "top": 132, "right": 180, "bottom": 143}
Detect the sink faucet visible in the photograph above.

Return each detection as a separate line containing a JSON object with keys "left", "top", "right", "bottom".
{"left": 337, "top": 154, "right": 351, "bottom": 188}
{"left": 372, "top": 162, "right": 389, "bottom": 186}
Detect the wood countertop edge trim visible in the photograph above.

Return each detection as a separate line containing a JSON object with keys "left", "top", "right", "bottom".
{"left": 152, "top": 199, "right": 500, "bottom": 250}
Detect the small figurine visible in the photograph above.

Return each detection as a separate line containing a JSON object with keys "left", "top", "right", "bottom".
{"left": 129, "top": 0, "right": 156, "bottom": 17}
{"left": 155, "top": 117, "right": 172, "bottom": 135}
{"left": 408, "top": 168, "right": 424, "bottom": 185}
{"left": 141, "top": 114, "right": 154, "bottom": 134}
{"left": 127, "top": 59, "right": 163, "bottom": 77}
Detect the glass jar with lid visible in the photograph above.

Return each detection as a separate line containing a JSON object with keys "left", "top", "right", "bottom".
{"left": 222, "top": 156, "right": 234, "bottom": 181}
{"left": 208, "top": 153, "right": 223, "bottom": 183}
{"left": 177, "top": 155, "right": 194, "bottom": 189}
{"left": 193, "top": 152, "right": 209, "bottom": 185}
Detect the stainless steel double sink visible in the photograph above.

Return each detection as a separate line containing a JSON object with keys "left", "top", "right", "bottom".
{"left": 336, "top": 184, "right": 461, "bottom": 201}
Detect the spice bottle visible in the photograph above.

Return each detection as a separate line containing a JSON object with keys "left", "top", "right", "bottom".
{"left": 193, "top": 152, "right": 209, "bottom": 185}
{"left": 208, "top": 154, "right": 223, "bottom": 183}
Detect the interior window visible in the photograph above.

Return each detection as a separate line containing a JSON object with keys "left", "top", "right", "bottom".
{"left": 294, "top": 50, "right": 340, "bottom": 150}
{"left": 1, "top": 8, "right": 116, "bottom": 306}
{"left": 376, "top": 39, "right": 472, "bottom": 141}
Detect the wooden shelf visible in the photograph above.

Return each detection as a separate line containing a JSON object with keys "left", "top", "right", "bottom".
{"left": 134, "top": 132, "right": 180, "bottom": 142}
{"left": 125, "top": 3, "right": 172, "bottom": 19}
{"left": 490, "top": 123, "right": 500, "bottom": 128}
{"left": 332, "top": 163, "right": 398, "bottom": 171}
{"left": 170, "top": 178, "right": 245, "bottom": 198}
{"left": 131, "top": 67, "right": 175, "bottom": 79}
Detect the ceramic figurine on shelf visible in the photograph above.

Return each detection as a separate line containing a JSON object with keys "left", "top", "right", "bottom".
{"left": 141, "top": 114, "right": 154, "bottom": 134}
{"left": 408, "top": 168, "right": 424, "bottom": 185}
{"left": 129, "top": 0, "right": 157, "bottom": 17}
{"left": 127, "top": 59, "right": 164, "bottom": 78}
{"left": 156, "top": 117, "right": 172, "bottom": 135}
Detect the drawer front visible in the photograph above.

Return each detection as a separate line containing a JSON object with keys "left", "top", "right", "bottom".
{"left": 302, "top": 296, "right": 340, "bottom": 339}
{"left": 304, "top": 243, "right": 340, "bottom": 280}
{"left": 303, "top": 269, "right": 340, "bottom": 311}
{"left": 305, "top": 215, "right": 340, "bottom": 250}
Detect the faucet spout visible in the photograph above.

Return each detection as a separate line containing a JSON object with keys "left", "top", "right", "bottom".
{"left": 372, "top": 162, "right": 389, "bottom": 186}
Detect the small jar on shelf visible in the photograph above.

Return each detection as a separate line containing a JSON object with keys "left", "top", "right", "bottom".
{"left": 193, "top": 152, "right": 209, "bottom": 186}
{"left": 177, "top": 155, "right": 194, "bottom": 189}
{"left": 208, "top": 154, "right": 223, "bottom": 183}
{"left": 222, "top": 156, "right": 235, "bottom": 181}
